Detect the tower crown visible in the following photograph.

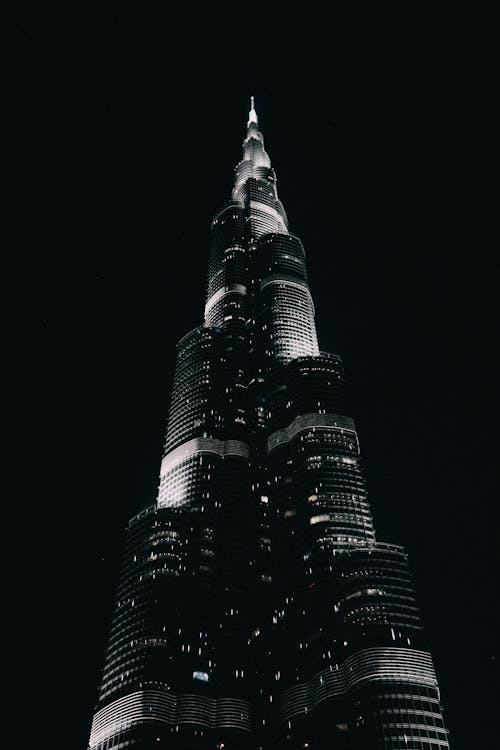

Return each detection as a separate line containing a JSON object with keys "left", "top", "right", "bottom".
{"left": 233, "top": 96, "right": 273, "bottom": 198}
{"left": 247, "top": 95, "right": 258, "bottom": 126}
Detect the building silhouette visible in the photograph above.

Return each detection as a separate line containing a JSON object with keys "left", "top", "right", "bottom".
{"left": 88, "top": 99, "right": 450, "bottom": 750}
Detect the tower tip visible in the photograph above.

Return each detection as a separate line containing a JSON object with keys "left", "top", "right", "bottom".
{"left": 248, "top": 96, "right": 258, "bottom": 125}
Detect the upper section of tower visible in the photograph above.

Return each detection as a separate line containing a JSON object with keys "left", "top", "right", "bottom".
{"left": 243, "top": 96, "right": 270, "bottom": 168}
{"left": 232, "top": 97, "right": 276, "bottom": 201}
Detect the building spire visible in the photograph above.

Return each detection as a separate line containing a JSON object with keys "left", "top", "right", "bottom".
{"left": 233, "top": 94, "right": 274, "bottom": 199}
{"left": 248, "top": 95, "right": 258, "bottom": 126}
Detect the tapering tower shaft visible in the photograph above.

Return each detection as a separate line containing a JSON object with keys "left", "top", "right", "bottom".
{"left": 88, "top": 100, "right": 450, "bottom": 750}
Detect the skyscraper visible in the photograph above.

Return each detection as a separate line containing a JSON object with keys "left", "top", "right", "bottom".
{"left": 88, "top": 99, "right": 450, "bottom": 750}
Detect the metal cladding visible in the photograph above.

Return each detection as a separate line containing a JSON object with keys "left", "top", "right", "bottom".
{"left": 89, "top": 100, "right": 450, "bottom": 750}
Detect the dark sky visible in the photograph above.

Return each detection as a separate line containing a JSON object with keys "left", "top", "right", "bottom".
{"left": 6, "top": 4, "right": 497, "bottom": 749}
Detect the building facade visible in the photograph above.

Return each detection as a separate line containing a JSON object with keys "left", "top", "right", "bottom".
{"left": 88, "top": 99, "right": 450, "bottom": 750}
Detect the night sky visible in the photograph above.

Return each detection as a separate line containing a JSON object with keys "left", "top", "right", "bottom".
{"left": 6, "top": 4, "right": 497, "bottom": 749}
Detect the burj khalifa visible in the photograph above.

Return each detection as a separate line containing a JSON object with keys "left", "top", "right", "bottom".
{"left": 88, "top": 99, "right": 450, "bottom": 750}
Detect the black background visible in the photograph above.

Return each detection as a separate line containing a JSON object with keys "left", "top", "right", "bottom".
{"left": 6, "top": 3, "right": 498, "bottom": 749}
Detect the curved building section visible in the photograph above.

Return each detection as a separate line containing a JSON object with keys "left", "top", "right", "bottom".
{"left": 204, "top": 282, "right": 247, "bottom": 328}
{"left": 90, "top": 690, "right": 252, "bottom": 748}
{"left": 285, "top": 354, "right": 351, "bottom": 421}
{"left": 265, "top": 350, "right": 369, "bottom": 549}
{"left": 264, "top": 353, "right": 351, "bottom": 436}
{"left": 276, "top": 647, "right": 448, "bottom": 749}
{"left": 157, "top": 437, "right": 249, "bottom": 508}
{"left": 206, "top": 202, "right": 247, "bottom": 328}
{"left": 279, "top": 647, "right": 438, "bottom": 720}
{"left": 93, "top": 450, "right": 255, "bottom": 748}
{"left": 258, "top": 276, "right": 318, "bottom": 363}
{"left": 245, "top": 177, "right": 288, "bottom": 238}
{"left": 275, "top": 544, "right": 448, "bottom": 749}
{"left": 163, "top": 327, "right": 226, "bottom": 453}
{"left": 267, "top": 411, "right": 375, "bottom": 557}
{"left": 249, "top": 543, "right": 447, "bottom": 749}
{"left": 252, "top": 234, "right": 319, "bottom": 365}
{"left": 254, "top": 233, "right": 309, "bottom": 282}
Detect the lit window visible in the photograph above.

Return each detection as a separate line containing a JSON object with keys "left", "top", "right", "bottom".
{"left": 193, "top": 671, "right": 209, "bottom": 682}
